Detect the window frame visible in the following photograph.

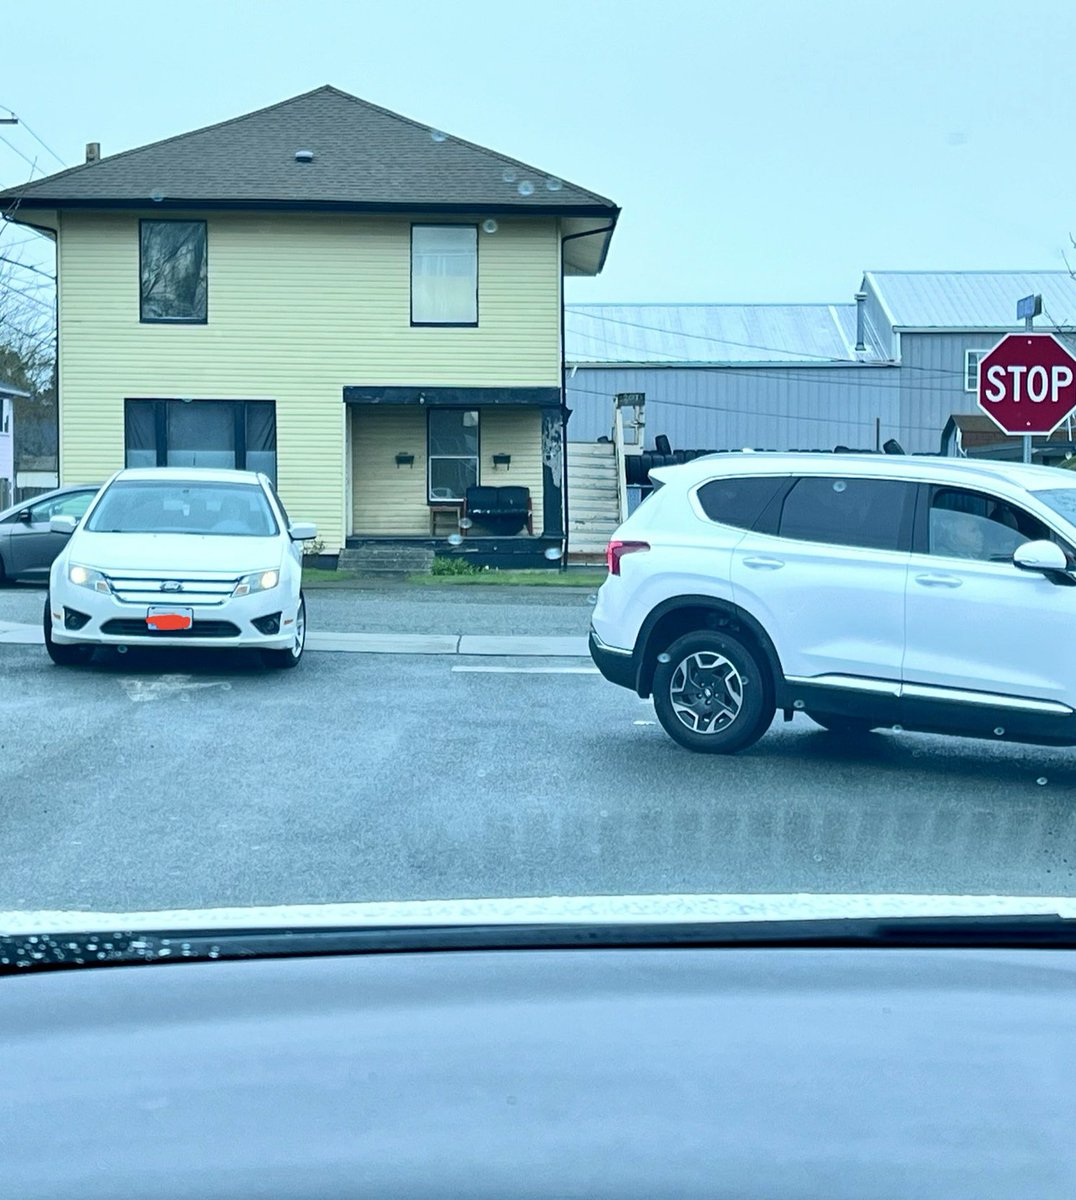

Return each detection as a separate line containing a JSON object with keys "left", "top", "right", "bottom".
{"left": 139, "top": 218, "right": 209, "bottom": 325}
{"left": 773, "top": 474, "right": 917, "bottom": 553}
{"left": 426, "top": 408, "right": 481, "bottom": 504}
{"left": 964, "top": 348, "right": 989, "bottom": 394}
{"left": 410, "top": 223, "right": 479, "bottom": 328}
{"left": 912, "top": 482, "right": 1076, "bottom": 565}
{"left": 123, "top": 399, "right": 277, "bottom": 482}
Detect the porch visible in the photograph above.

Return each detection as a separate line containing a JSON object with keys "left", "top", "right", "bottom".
{"left": 344, "top": 387, "right": 565, "bottom": 567}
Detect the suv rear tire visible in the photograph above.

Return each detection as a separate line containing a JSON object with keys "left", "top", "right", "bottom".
{"left": 652, "top": 630, "right": 775, "bottom": 754}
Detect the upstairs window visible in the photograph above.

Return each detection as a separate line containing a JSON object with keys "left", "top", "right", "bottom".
{"left": 411, "top": 225, "right": 478, "bottom": 326}
{"left": 140, "top": 220, "right": 208, "bottom": 323}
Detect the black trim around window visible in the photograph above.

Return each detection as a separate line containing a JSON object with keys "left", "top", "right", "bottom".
{"left": 139, "top": 219, "right": 208, "bottom": 324}
{"left": 410, "top": 223, "right": 479, "bottom": 328}
{"left": 124, "top": 398, "right": 276, "bottom": 481}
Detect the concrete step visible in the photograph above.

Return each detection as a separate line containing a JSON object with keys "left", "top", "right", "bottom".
{"left": 338, "top": 545, "right": 435, "bottom": 575}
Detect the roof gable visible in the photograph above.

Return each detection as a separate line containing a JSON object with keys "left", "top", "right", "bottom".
{"left": 0, "top": 85, "right": 616, "bottom": 214}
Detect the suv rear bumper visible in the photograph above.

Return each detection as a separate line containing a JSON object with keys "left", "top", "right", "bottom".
{"left": 589, "top": 628, "right": 636, "bottom": 691}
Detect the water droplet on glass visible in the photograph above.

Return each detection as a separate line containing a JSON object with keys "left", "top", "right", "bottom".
{"left": 587, "top": 593, "right": 598, "bottom": 605}
{"left": 892, "top": 724, "right": 903, "bottom": 733}
{"left": 517, "top": 180, "right": 535, "bottom": 197}
{"left": 208, "top": 946, "right": 221, "bottom": 959}
{"left": 458, "top": 517, "right": 474, "bottom": 530}
{"left": 1037, "top": 777, "right": 1049, "bottom": 786}
{"left": 158, "top": 947, "right": 172, "bottom": 957}
{"left": 544, "top": 546, "right": 561, "bottom": 561}
{"left": 180, "top": 942, "right": 191, "bottom": 951}
{"left": 812, "top": 853, "right": 823, "bottom": 862}
{"left": 833, "top": 480, "right": 847, "bottom": 493}
{"left": 481, "top": 219, "right": 498, "bottom": 235}
{"left": 994, "top": 727, "right": 1005, "bottom": 737}
{"left": 429, "top": 129, "right": 448, "bottom": 143}
{"left": 501, "top": 168, "right": 517, "bottom": 183}
{"left": 657, "top": 652, "right": 671, "bottom": 664}
{"left": 447, "top": 533, "right": 464, "bottom": 547}
{"left": 545, "top": 177, "right": 563, "bottom": 192}
{"left": 150, "top": 190, "right": 164, "bottom": 203}
{"left": 85, "top": 943, "right": 97, "bottom": 952}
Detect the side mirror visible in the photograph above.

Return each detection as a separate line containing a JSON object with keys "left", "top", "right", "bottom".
{"left": 49, "top": 515, "right": 77, "bottom": 535}
{"left": 288, "top": 521, "right": 317, "bottom": 542}
{"left": 1013, "top": 540, "right": 1069, "bottom": 574}
{"left": 17, "top": 509, "right": 32, "bottom": 524}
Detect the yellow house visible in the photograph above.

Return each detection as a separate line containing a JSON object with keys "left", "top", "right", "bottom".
{"left": 0, "top": 86, "right": 619, "bottom": 567}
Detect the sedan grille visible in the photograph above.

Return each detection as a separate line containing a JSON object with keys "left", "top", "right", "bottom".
{"left": 100, "top": 619, "right": 241, "bottom": 639}
{"left": 102, "top": 571, "right": 239, "bottom": 607}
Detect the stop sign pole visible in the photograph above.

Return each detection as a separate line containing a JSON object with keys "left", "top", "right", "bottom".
{"left": 1018, "top": 294, "right": 1040, "bottom": 463}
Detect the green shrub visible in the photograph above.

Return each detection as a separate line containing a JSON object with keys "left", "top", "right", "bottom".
{"left": 431, "top": 555, "right": 482, "bottom": 576}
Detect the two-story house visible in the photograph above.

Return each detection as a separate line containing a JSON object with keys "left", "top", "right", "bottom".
{"left": 0, "top": 86, "right": 619, "bottom": 565}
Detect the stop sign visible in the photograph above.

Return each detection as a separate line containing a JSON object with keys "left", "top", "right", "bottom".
{"left": 977, "top": 332, "right": 1076, "bottom": 435}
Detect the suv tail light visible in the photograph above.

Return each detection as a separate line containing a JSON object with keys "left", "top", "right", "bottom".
{"left": 606, "top": 539, "right": 650, "bottom": 575}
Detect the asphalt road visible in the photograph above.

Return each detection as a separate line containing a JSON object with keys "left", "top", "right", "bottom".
{"left": 2, "top": 623, "right": 1075, "bottom": 912}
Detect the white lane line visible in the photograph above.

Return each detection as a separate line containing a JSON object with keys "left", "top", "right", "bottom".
{"left": 452, "top": 666, "right": 600, "bottom": 675}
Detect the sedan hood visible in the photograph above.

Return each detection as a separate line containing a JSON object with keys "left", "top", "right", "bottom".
{"left": 68, "top": 531, "right": 280, "bottom": 575}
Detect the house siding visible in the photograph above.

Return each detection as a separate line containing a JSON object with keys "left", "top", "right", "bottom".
{"left": 350, "top": 405, "right": 543, "bottom": 537}
{"left": 566, "top": 365, "right": 902, "bottom": 451}
{"left": 57, "top": 211, "right": 561, "bottom": 551}
{"left": 898, "top": 332, "right": 998, "bottom": 454}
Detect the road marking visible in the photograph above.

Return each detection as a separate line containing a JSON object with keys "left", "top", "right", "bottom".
{"left": 452, "top": 666, "right": 599, "bottom": 675}
{"left": 119, "top": 675, "right": 233, "bottom": 702}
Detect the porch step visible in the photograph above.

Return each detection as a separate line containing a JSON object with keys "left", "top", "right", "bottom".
{"left": 567, "top": 441, "right": 622, "bottom": 558}
{"left": 338, "top": 545, "right": 435, "bottom": 575}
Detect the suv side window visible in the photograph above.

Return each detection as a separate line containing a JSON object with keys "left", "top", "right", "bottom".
{"left": 777, "top": 476, "right": 913, "bottom": 551}
{"left": 696, "top": 476, "right": 788, "bottom": 530}
{"left": 927, "top": 486, "right": 1066, "bottom": 563}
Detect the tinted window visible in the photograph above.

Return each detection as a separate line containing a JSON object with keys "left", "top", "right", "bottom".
{"left": 87, "top": 481, "right": 278, "bottom": 537}
{"left": 929, "top": 487, "right": 1057, "bottom": 563}
{"left": 29, "top": 491, "right": 94, "bottom": 523}
{"left": 696, "top": 476, "right": 786, "bottom": 529}
{"left": 778, "top": 476, "right": 911, "bottom": 551}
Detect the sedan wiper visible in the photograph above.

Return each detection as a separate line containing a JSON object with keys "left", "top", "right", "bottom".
{"left": 5, "top": 914, "right": 1076, "bottom": 974}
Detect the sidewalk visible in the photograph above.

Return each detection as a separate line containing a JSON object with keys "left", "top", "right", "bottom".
{"left": 0, "top": 619, "right": 590, "bottom": 657}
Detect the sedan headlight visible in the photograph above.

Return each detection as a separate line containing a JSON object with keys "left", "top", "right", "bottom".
{"left": 68, "top": 565, "right": 111, "bottom": 594}
{"left": 233, "top": 569, "right": 279, "bottom": 597}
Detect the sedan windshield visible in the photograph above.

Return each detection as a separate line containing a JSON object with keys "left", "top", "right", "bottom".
{"left": 1032, "top": 487, "right": 1076, "bottom": 528}
{"left": 86, "top": 481, "right": 278, "bottom": 537}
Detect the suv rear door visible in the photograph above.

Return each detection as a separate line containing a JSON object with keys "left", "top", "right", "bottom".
{"left": 728, "top": 472, "right": 916, "bottom": 688}
{"left": 902, "top": 483, "right": 1076, "bottom": 711}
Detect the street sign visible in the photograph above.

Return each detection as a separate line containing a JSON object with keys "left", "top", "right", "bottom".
{"left": 1017, "top": 293, "right": 1043, "bottom": 321}
{"left": 976, "top": 332, "right": 1076, "bottom": 436}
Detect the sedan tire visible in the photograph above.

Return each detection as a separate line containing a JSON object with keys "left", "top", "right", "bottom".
{"left": 43, "top": 594, "right": 94, "bottom": 666}
{"left": 262, "top": 592, "right": 306, "bottom": 670}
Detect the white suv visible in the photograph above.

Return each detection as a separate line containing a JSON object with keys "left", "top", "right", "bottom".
{"left": 590, "top": 453, "right": 1076, "bottom": 754}
{"left": 45, "top": 467, "right": 315, "bottom": 669}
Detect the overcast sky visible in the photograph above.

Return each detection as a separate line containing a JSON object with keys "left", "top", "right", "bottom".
{"left": 3, "top": 0, "right": 1075, "bottom": 305}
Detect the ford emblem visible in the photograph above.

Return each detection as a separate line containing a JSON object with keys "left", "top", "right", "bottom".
{"left": 160, "top": 581, "right": 183, "bottom": 593}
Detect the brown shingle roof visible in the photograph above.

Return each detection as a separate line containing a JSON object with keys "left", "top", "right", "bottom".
{"left": 0, "top": 86, "right": 617, "bottom": 216}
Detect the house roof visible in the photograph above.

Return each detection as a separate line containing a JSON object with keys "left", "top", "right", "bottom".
{"left": 0, "top": 86, "right": 619, "bottom": 274}
{"left": 865, "top": 271, "right": 1076, "bottom": 331}
{"left": 565, "top": 303, "right": 891, "bottom": 366}
{"left": 0, "top": 377, "right": 29, "bottom": 398}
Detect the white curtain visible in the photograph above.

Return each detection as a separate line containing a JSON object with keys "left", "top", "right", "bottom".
{"left": 412, "top": 226, "right": 478, "bottom": 324}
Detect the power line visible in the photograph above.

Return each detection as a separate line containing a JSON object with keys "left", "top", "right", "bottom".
{"left": 0, "top": 254, "right": 54, "bottom": 280}
{"left": 0, "top": 276, "right": 55, "bottom": 312}
{"left": 0, "top": 132, "right": 40, "bottom": 175}
{"left": 8, "top": 116, "right": 65, "bottom": 168}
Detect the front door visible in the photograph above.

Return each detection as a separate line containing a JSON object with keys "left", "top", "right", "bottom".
{"left": 730, "top": 473, "right": 916, "bottom": 684}
{"left": 903, "top": 484, "right": 1076, "bottom": 708}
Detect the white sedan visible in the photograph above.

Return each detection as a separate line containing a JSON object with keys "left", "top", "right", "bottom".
{"left": 45, "top": 467, "right": 315, "bottom": 669}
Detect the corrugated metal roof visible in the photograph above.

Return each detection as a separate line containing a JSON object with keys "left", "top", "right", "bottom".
{"left": 565, "top": 304, "right": 889, "bottom": 365}
{"left": 865, "top": 271, "right": 1076, "bottom": 330}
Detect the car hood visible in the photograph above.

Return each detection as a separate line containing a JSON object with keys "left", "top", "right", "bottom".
{"left": 67, "top": 531, "right": 280, "bottom": 575}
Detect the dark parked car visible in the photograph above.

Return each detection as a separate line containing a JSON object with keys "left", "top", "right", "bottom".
{"left": 0, "top": 484, "right": 101, "bottom": 584}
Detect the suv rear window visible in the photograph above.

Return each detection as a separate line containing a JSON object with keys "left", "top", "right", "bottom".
{"left": 696, "top": 476, "right": 787, "bottom": 530}
{"left": 778, "top": 476, "right": 912, "bottom": 551}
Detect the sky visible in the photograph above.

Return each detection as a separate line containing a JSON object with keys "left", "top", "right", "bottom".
{"left": 2, "top": 0, "right": 1076, "bottom": 305}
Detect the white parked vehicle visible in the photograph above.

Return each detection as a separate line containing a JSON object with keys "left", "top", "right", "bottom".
{"left": 590, "top": 453, "right": 1076, "bottom": 753}
{"left": 45, "top": 468, "right": 315, "bottom": 669}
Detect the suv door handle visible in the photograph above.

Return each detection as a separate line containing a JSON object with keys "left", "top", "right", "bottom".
{"left": 742, "top": 556, "right": 785, "bottom": 570}
{"left": 915, "top": 573, "right": 963, "bottom": 588}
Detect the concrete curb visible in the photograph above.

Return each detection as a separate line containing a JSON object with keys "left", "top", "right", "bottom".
{"left": 0, "top": 621, "right": 590, "bottom": 658}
